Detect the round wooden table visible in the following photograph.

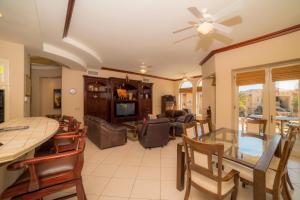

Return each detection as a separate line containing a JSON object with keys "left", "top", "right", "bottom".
{"left": 0, "top": 117, "right": 59, "bottom": 192}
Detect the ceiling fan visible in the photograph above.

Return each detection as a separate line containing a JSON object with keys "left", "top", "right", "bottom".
{"left": 139, "top": 63, "right": 152, "bottom": 74}
{"left": 173, "top": 0, "right": 242, "bottom": 36}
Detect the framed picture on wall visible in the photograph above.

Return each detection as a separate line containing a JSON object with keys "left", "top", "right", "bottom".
{"left": 0, "top": 58, "right": 9, "bottom": 85}
{"left": 53, "top": 89, "right": 61, "bottom": 109}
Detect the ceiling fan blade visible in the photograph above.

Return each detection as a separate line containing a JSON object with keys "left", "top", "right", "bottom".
{"left": 187, "top": 7, "right": 203, "bottom": 19}
{"left": 173, "top": 25, "right": 194, "bottom": 34}
{"left": 212, "top": 32, "right": 233, "bottom": 44}
{"left": 188, "top": 21, "right": 198, "bottom": 25}
{"left": 211, "top": 0, "right": 243, "bottom": 21}
{"left": 174, "top": 34, "right": 198, "bottom": 44}
{"left": 212, "top": 23, "right": 233, "bottom": 33}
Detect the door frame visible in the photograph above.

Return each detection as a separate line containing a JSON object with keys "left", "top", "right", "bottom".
{"left": 232, "top": 66, "right": 268, "bottom": 132}
{"left": 233, "top": 60, "right": 300, "bottom": 134}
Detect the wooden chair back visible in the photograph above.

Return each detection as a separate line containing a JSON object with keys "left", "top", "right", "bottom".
{"left": 243, "top": 118, "right": 267, "bottom": 139}
{"left": 198, "top": 118, "right": 213, "bottom": 135}
{"left": 54, "top": 126, "right": 88, "bottom": 153}
{"left": 182, "top": 135, "right": 225, "bottom": 197}
{"left": 183, "top": 121, "right": 199, "bottom": 139}
{"left": 273, "top": 126, "right": 298, "bottom": 194}
{"left": 68, "top": 119, "right": 81, "bottom": 132}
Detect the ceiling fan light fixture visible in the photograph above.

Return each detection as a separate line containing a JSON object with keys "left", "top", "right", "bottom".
{"left": 140, "top": 68, "right": 147, "bottom": 74}
{"left": 197, "top": 22, "right": 213, "bottom": 34}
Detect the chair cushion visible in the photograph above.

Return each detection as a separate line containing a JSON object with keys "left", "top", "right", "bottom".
{"left": 222, "top": 159, "right": 276, "bottom": 191}
{"left": 191, "top": 170, "right": 235, "bottom": 195}
{"left": 15, "top": 156, "right": 77, "bottom": 184}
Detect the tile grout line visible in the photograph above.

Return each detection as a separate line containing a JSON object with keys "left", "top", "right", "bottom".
{"left": 128, "top": 147, "right": 146, "bottom": 199}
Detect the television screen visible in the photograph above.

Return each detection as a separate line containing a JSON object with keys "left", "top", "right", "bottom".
{"left": 116, "top": 103, "right": 136, "bottom": 117}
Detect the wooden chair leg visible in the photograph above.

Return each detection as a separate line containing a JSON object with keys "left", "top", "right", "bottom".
{"left": 286, "top": 172, "right": 294, "bottom": 190}
{"left": 283, "top": 175, "right": 292, "bottom": 200}
{"left": 184, "top": 178, "right": 191, "bottom": 200}
{"left": 231, "top": 175, "right": 239, "bottom": 200}
{"left": 76, "top": 178, "right": 86, "bottom": 200}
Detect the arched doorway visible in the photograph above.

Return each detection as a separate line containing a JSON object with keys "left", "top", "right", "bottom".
{"left": 179, "top": 81, "right": 193, "bottom": 112}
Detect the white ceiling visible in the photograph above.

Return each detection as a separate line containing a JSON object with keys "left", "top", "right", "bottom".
{"left": 0, "top": 0, "right": 299, "bottom": 78}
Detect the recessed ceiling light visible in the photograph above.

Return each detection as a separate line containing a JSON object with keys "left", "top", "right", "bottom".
{"left": 0, "top": 12, "right": 3, "bottom": 18}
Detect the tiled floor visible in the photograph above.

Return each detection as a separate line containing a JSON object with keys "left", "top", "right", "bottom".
{"left": 46, "top": 138, "right": 300, "bottom": 200}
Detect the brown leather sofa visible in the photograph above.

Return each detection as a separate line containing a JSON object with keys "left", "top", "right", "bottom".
{"left": 157, "top": 110, "right": 187, "bottom": 122}
{"left": 137, "top": 118, "right": 170, "bottom": 148}
{"left": 172, "top": 113, "right": 195, "bottom": 136}
{"left": 84, "top": 115, "right": 127, "bottom": 149}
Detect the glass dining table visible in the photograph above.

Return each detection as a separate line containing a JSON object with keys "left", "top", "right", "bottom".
{"left": 176, "top": 128, "right": 282, "bottom": 200}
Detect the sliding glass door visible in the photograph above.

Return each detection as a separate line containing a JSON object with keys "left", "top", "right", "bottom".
{"left": 235, "top": 70, "right": 266, "bottom": 132}
{"left": 238, "top": 84, "right": 264, "bottom": 131}
{"left": 269, "top": 80, "right": 299, "bottom": 135}
{"left": 234, "top": 64, "right": 300, "bottom": 156}
{"left": 269, "top": 66, "right": 300, "bottom": 156}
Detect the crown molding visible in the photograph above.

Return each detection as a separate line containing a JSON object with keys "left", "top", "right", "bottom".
{"left": 101, "top": 67, "right": 175, "bottom": 81}
{"left": 101, "top": 67, "right": 202, "bottom": 82}
{"left": 200, "top": 24, "right": 300, "bottom": 66}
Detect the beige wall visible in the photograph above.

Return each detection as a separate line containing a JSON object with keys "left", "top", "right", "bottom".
{"left": 0, "top": 40, "right": 26, "bottom": 120}
{"left": 62, "top": 68, "right": 175, "bottom": 122}
{"left": 201, "top": 57, "right": 216, "bottom": 125}
{"left": 213, "top": 31, "right": 300, "bottom": 129}
{"left": 31, "top": 68, "right": 62, "bottom": 117}
{"left": 40, "top": 77, "right": 62, "bottom": 116}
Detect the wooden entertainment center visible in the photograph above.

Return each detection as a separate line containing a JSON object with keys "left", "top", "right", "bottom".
{"left": 83, "top": 76, "right": 153, "bottom": 123}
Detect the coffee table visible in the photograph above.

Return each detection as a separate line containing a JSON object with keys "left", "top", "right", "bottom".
{"left": 122, "top": 121, "right": 140, "bottom": 141}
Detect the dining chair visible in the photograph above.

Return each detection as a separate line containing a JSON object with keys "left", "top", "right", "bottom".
{"left": 183, "top": 121, "right": 199, "bottom": 139}
{"left": 197, "top": 117, "right": 213, "bottom": 135}
{"left": 0, "top": 135, "right": 87, "bottom": 200}
{"left": 182, "top": 135, "right": 240, "bottom": 200}
{"left": 242, "top": 118, "right": 267, "bottom": 139}
{"left": 238, "top": 126, "right": 298, "bottom": 200}
{"left": 269, "top": 124, "right": 300, "bottom": 190}
{"left": 54, "top": 126, "right": 88, "bottom": 153}
{"left": 58, "top": 118, "right": 81, "bottom": 134}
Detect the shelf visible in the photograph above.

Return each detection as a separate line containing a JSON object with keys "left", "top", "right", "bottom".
{"left": 114, "top": 99, "right": 138, "bottom": 103}
{"left": 87, "top": 91, "right": 107, "bottom": 93}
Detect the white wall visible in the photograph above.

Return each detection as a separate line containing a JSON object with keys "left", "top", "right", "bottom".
{"left": 62, "top": 68, "right": 175, "bottom": 122}
{"left": 212, "top": 31, "right": 300, "bottom": 129}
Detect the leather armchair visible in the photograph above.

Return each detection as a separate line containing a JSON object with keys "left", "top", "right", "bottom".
{"left": 84, "top": 115, "right": 127, "bottom": 149}
{"left": 138, "top": 118, "right": 170, "bottom": 148}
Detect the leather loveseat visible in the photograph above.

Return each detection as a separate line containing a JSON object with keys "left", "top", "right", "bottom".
{"left": 84, "top": 115, "right": 127, "bottom": 149}
{"left": 157, "top": 110, "right": 187, "bottom": 122}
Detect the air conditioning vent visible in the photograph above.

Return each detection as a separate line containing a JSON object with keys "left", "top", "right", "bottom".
{"left": 87, "top": 70, "right": 99, "bottom": 76}
{"left": 142, "top": 78, "right": 151, "bottom": 83}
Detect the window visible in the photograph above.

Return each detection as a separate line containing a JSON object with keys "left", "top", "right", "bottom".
{"left": 179, "top": 81, "right": 193, "bottom": 112}
{"left": 196, "top": 80, "right": 203, "bottom": 115}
